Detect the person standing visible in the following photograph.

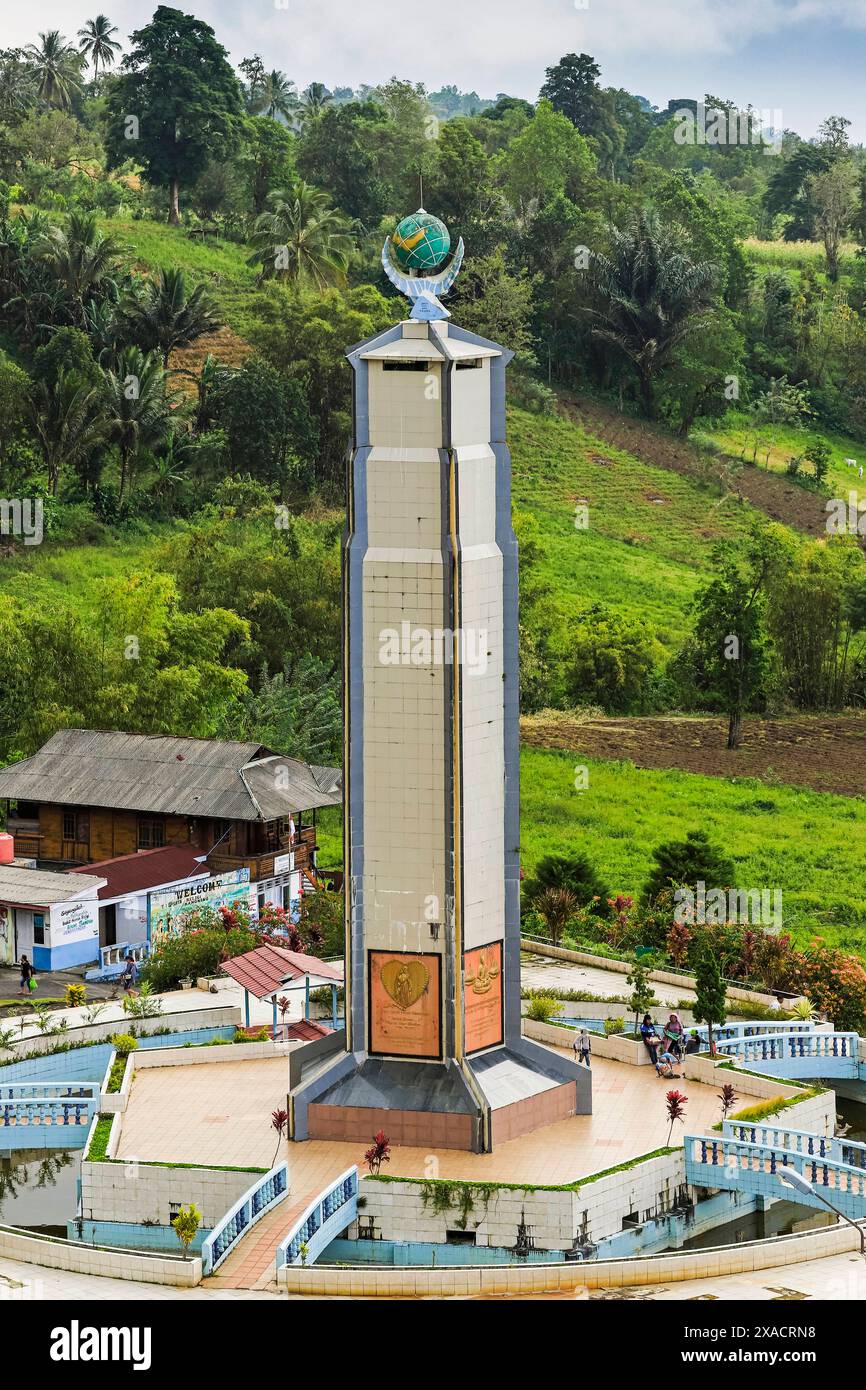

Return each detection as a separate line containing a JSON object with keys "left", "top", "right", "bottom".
{"left": 121, "top": 952, "right": 138, "bottom": 996}
{"left": 19, "top": 953, "right": 33, "bottom": 996}
{"left": 573, "top": 1027, "right": 592, "bottom": 1068}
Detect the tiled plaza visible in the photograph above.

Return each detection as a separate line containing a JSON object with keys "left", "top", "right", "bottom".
{"left": 118, "top": 1045, "right": 723, "bottom": 1181}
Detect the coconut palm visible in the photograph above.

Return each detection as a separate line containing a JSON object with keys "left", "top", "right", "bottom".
{"left": 33, "top": 211, "right": 121, "bottom": 326}
{"left": 28, "top": 369, "right": 108, "bottom": 495}
{"left": 248, "top": 182, "right": 353, "bottom": 288}
{"left": 24, "top": 31, "right": 83, "bottom": 109}
{"left": 297, "top": 82, "right": 331, "bottom": 123}
{"left": 101, "top": 346, "right": 170, "bottom": 501}
{"left": 117, "top": 267, "right": 222, "bottom": 368}
{"left": 254, "top": 70, "right": 298, "bottom": 123}
{"left": 0, "top": 52, "right": 37, "bottom": 122}
{"left": 77, "top": 15, "right": 121, "bottom": 84}
{"left": 584, "top": 207, "right": 718, "bottom": 417}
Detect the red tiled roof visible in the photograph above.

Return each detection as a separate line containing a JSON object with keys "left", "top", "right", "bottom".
{"left": 219, "top": 943, "right": 343, "bottom": 999}
{"left": 285, "top": 1019, "right": 333, "bottom": 1041}
{"left": 67, "top": 846, "right": 206, "bottom": 901}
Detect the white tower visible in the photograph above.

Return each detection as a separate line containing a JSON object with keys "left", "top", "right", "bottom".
{"left": 289, "top": 223, "right": 588, "bottom": 1151}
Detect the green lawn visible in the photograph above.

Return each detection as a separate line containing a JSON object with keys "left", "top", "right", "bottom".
{"left": 509, "top": 405, "right": 765, "bottom": 652}
{"left": 313, "top": 749, "right": 866, "bottom": 956}
{"left": 520, "top": 746, "right": 866, "bottom": 953}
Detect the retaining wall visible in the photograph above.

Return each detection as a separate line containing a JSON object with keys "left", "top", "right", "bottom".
{"left": 282, "top": 1219, "right": 862, "bottom": 1296}
{"left": 0, "top": 1223, "right": 201, "bottom": 1287}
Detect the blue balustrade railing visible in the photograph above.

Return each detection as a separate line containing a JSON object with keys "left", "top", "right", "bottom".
{"left": 713, "top": 1031, "right": 859, "bottom": 1077}
{"left": 685, "top": 1134, "right": 866, "bottom": 1220}
{"left": 275, "top": 1167, "right": 359, "bottom": 1269}
{"left": 201, "top": 1161, "right": 289, "bottom": 1276}
{"left": 722, "top": 1119, "right": 866, "bottom": 1170}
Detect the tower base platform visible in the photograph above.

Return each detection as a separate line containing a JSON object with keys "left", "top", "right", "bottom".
{"left": 288, "top": 1036, "right": 591, "bottom": 1153}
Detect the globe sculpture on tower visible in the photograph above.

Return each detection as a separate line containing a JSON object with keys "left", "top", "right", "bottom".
{"left": 288, "top": 208, "right": 588, "bottom": 1152}
{"left": 381, "top": 206, "right": 465, "bottom": 321}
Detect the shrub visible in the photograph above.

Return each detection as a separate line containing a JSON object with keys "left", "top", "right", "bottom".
{"left": 643, "top": 829, "right": 735, "bottom": 905}
{"left": 603, "top": 1017, "right": 624, "bottom": 1036}
{"left": 523, "top": 852, "right": 610, "bottom": 917}
{"left": 526, "top": 993, "right": 564, "bottom": 1024}
{"left": 109, "top": 1033, "right": 139, "bottom": 1056}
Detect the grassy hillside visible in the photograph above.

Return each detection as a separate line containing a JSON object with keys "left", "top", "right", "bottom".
{"left": 520, "top": 746, "right": 866, "bottom": 953}
{"left": 509, "top": 405, "right": 765, "bottom": 653}
{"left": 703, "top": 410, "right": 866, "bottom": 505}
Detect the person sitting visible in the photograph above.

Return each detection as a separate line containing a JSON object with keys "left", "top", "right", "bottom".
{"left": 639, "top": 1013, "right": 661, "bottom": 1062}
{"left": 684, "top": 1030, "right": 701, "bottom": 1055}
{"left": 655, "top": 1048, "right": 682, "bottom": 1078}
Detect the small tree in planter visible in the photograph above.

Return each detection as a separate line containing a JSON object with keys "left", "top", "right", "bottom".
{"left": 626, "top": 960, "right": 657, "bottom": 1038}
{"left": 665, "top": 1089, "right": 688, "bottom": 1145}
{"left": 364, "top": 1130, "right": 391, "bottom": 1176}
{"left": 693, "top": 948, "right": 727, "bottom": 1054}
{"left": 534, "top": 887, "right": 578, "bottom": 947}
{"left": 172, "top": 1204, "right": 201, "bottom": 1256}
{"left": 271, "top": 1108, "right": 289, "bottom": 1165}
{"left": 718, "top": 1082, "right": 738, "bottom": 1121}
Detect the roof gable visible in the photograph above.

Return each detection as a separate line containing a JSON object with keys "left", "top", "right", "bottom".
{"left": 0, "top": 729, "right": 341, "bottom": 821}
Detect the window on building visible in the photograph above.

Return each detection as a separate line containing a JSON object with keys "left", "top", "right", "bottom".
{"left": 137, "top": 817, "right": 165, "bottom": 849}
{"left": 62, "top": 810, "right": 89, "bottom": 846}
{"left": 33, "top": 913, "right": 45, "bottom": 945}
{"left": 382, "top": 360, "right": 432, "bottom": 372}
{"left": 456, "top": 357, "right": 482, "bottom": 370}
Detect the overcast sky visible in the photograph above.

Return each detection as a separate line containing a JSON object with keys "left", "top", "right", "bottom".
{"left": 8, "top": 0, "right": 866, "bottom": 140}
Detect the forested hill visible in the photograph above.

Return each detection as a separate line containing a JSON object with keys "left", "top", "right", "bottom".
{"left": 2, "top": 16, "right": 866, "bottom": 768}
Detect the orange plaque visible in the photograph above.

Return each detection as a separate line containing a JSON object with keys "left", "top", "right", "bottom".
{"left": 464, "top": 941, "right": 504, "bottom": 1053}
{"left": 368, "top": 951, "right": 442, "bottom": 1059}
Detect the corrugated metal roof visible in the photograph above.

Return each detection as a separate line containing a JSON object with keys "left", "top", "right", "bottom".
{"left": 0, "top": 865, "right": 106, "bottom": 906}
{"left": 0, "top": 729, "right": 341, "bottom": 821}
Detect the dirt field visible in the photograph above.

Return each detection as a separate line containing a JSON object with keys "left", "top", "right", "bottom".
{"left": 521, "top": 711, "right": 866, "bottom": 796}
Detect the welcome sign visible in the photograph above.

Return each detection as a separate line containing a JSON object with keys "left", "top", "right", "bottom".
{"left": 148, "top": 869, "right": 252, "bottom": 944}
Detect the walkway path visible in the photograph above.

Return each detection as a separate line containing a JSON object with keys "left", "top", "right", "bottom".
{"left": 2, "top": 1246, "right": 864, "bottom": 1302}
{"left": 521, "top": 956, "right": 697, "bottom": 1007}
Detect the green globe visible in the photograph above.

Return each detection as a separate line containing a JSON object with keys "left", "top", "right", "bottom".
{"left": 391, "top": 209, "right": 451, "bottom": 273}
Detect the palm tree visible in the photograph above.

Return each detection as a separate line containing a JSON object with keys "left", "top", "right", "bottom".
{"left": 33, "top": 211, "right": 120, "bottom": 326}
{"left": 118, "top": 267, "right": 222, "bottom": 368}
{"left": 255, "top": 70, "right": 298, "bottom": 123}
{"left": 584, "top": 208, "right": 718, "bottom": 417}
{"left": 149, "top": 431, "right": 192, "bottom": 505}
{"left": 297, "top": 82, "right": 331, "bottom": 123}
{"left": 101, "top": 346, "right": 170, "bottom": 501}
{"left": 24, "top": 31, "right": 83, "bottom": 109}
{"left": 77, "top": 15, "right": 121, "bottom": 84}
{"left": 0, "top": 53, "right": 37, "bottom": 123}
{"left": 28, "top": 369, "right": 108, "bottom": 495}
{"left": 248, "top": 182, "right": 353, "bottom": 288}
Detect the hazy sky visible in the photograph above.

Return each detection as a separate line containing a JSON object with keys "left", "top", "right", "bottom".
{"left": 8, "top": 0, "right": 866, "bottom": 140}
